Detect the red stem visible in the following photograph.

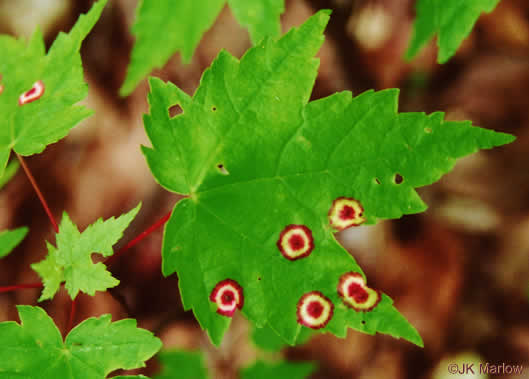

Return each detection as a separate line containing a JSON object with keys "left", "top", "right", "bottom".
{"left": 106, "top": 211, "right": 171, "bottom": 267}
{"left": 67, "top": 298, "right": 76, "bottom": 333}
{"left": 0, "top": 282, "right": 43, "bottom": 293}
{"left": 16, "top": 153, "right": 59, "bottom": 233}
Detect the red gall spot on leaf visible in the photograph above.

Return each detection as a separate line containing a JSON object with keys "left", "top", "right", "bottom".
{"left": 337, "top": 272, "right": 381, "bottom": 311}
{"left": 19, "top": 80, "right": 45, "bottom": 105}
{"left": 347, "top": 282, "right": 369, "bottom": 303}
{"left": 209, "top": 279, "right": 244, "bottom": 317}
{"left": 288, "top": 234, "right": 305, "bottom": 251}
{"left": 297, "top": 291, "right": 333, "bottom": 329}
{"left": 307, "top": 300, "right": 324, "bottom": 318}
{"left": 394, "top": 173, "right": 403, "bottom": 184}
{"left": 0, "top": 85, "right": 3, "bottom": 95}
{"left": 328, "top": 197, "right": 366, "bottom": 231}
{"left": 339, "top": 205, "right": 355, "bottom": 220}
{"left": 277, "top": 224, "right": 314, "bottom": 260}
{"left": 221, "top": 291, "right": 234, "bottom": 305}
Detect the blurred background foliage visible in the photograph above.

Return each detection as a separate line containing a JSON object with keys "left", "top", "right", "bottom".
{"left": 0, "top": 0, "right": 528, "bottom": 377}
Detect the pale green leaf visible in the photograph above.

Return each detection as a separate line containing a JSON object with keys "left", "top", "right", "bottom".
{"left": 406, "top": 0, "right": 501, "bottom": 63}
{"left": 0, "top": 305, "right": 161, "bottom": 379}
{"left": 120, "top": 0, "right": 284, "bottom": 96}
{"left": 31, "top": 204, "right": 141, "bottom": 301}
{"left": 144, "top": 11, "right": 513, "bottom": 347}
{"left": 0, "top": 0, "right": 107, "bottom": 176}
{"left": 0, "top": 226, "right": 28, "bottom": 258}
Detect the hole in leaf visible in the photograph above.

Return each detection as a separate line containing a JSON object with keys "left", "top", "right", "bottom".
{"left": 424, "top": 127, "right": 432, "bottom": 134}
{"left": 394, "top": 173, "right": 403, "bottom": 184}
{"left": 361, "top": 320, "right": 366, "bottom": 325}
{"left": 374, "top": 178, "right": 381, "bottom": 185}
{"left": 168, "top": 104, "right": 183, "bottom": 118}
{"left": 217, "top": 163, "right": 229, "bottom": 175}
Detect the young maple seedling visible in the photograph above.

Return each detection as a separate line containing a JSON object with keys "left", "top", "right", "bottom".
{"left": 0, "top": 0, "right": 517, "bottom": 377}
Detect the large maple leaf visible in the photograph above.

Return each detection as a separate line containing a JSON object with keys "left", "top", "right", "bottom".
{"left": 143, "top": 11, "right": 514, "bottom": 346}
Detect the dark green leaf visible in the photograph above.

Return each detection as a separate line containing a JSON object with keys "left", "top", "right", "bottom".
{"left": 0, "top": 306, "right": 161, "bottom": 378}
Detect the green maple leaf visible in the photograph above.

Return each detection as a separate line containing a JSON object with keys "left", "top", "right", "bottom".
{"left": 143, "top": 11, "right": 514, "bottom": 346}
{"left": 0, "top": 305, "right": 161, "bottom": 378}
{"left": 31, "top": 204, "right": 141, "bottom": 301}
{"left": 0, "top": 0, "right": 107, "bottom": 177}
{"left": 120, "top": 0, "right": 284, "bottom": 96}
{"left": 154, "top": 350, "right": 208, "bottom": 379}
{"left": 242, "top": 361, "right": 316, "bottom": 379}
{"left": 0, "top": 226, "right": 28, "bottom": 259}
{"left": 405, "top": 0, "right": 500, "bottom": 63}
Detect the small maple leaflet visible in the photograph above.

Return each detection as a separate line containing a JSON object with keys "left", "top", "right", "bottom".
{"left": 209, "top": 279, "right": 244, "bottom": 317}
{"left": 19, "top": 80, "right": 45, "bottom": 105}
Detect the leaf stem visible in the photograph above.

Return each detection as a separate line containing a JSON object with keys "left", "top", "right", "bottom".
{"left": 106, "top": 210, "right": 171, "bottom": 267}
{"left": 16, "top": 153, "right": 59, "bottom": 233}
{"left": 0, "top": 282, "right": 43, "bottom": 293}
